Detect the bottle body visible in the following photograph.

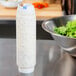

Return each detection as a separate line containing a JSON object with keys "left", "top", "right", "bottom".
{"left": 16, "top": 4, "right": 36, "bottom": 73}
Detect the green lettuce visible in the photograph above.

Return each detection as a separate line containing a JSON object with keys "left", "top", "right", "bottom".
{"left": 54, "top": 20, "right": 76, "bottom": 38}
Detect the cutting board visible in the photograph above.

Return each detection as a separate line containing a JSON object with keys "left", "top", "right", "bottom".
{"left": 0, "top": 4, "right": 63, "bottom": 20}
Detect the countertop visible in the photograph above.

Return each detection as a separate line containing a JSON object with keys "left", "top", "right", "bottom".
{"left": 0, "top": 38, "right": 76, "bottom": 76}
{"left": 0, "top": 4, "right": 63, "bottom": 20}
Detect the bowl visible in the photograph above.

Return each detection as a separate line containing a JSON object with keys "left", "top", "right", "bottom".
{"left": 0, "top": 0, "right": 5, "bottom": 3}
{"left": 42, "top": 15, "right": 76, "bottom": 56}
{"left": 1, "top": 0, "right": 22, "bottom": 8}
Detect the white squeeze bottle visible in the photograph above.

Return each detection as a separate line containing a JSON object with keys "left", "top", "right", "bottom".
{"left": 16, "top": 4, "right": 36, "bottom": 73}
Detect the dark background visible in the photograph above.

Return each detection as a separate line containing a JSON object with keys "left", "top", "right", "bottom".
{"left": 0, "top": 20, "right": 53, "bottom": 39}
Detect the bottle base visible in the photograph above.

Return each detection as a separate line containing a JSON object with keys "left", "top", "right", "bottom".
{"left": 18, "top": 67, "right": 34, "bottom": 74}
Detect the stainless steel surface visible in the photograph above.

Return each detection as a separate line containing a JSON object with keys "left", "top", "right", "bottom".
{"left": 0, "top": 38, "right": 76, "bottom": 76}
{"left": 42, "top": 15, "right": 76, "bottom": 56}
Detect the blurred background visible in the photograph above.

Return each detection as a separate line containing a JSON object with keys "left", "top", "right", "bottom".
{"left": 0, "top": 0, "right": 62, "bottom": 40}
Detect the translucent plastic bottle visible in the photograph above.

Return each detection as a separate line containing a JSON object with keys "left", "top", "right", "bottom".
{"left": 16, "top": 4, "right": 36, "bottom": 73}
